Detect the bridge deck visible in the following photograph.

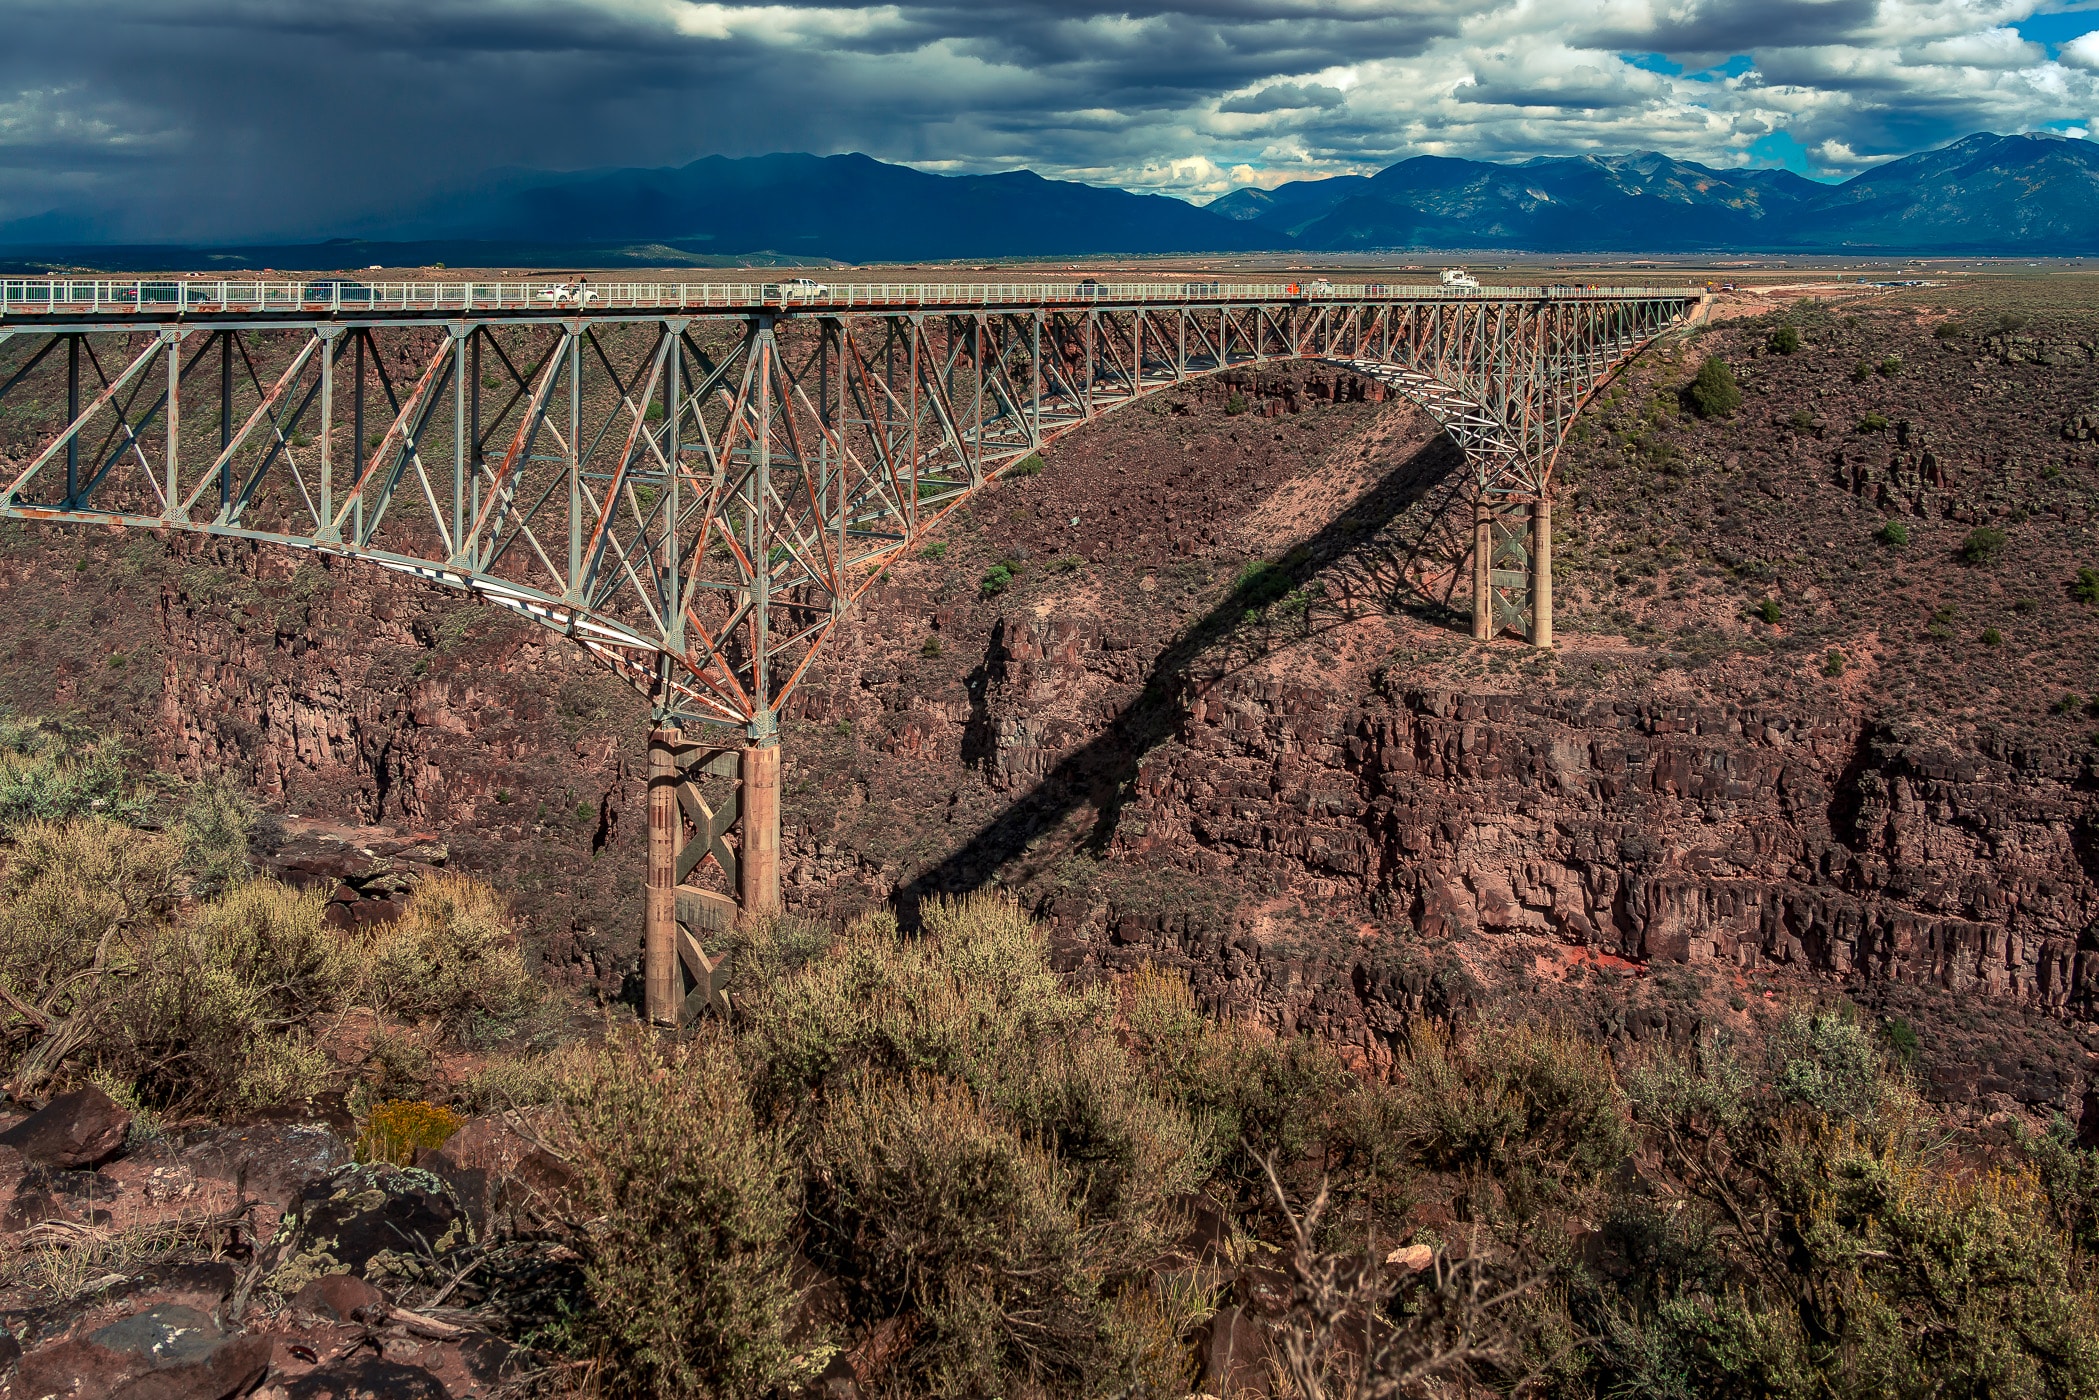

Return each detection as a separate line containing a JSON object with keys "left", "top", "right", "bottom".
{"left": 1, "top": 277, "right": 1702, "bottom": 325}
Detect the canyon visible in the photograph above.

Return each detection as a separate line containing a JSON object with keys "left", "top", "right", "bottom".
{"left": 2, "top": 287, "right": 2094, "bottom": 1116}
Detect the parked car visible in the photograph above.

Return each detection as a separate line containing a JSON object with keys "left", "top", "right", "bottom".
{"left": 1306, "top": 278, "right": 1335, "bottom": 297}
{"left": 536, "top": 282, "right": 600, "bottom": 306}
{"left": 775, "top": 277, "right": 830, "bottom": 301}
{"left": 1074, "top": 278, "right": 1105, "bottom": 299}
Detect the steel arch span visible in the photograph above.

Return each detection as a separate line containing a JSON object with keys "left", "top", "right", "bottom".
{"left": 0, "top": 276, "right": 1703, "bottom": 737}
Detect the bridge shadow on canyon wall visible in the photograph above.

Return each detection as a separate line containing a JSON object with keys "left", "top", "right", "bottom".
{"left": 896, "top": 426, "right": 1472, "bottom": 909}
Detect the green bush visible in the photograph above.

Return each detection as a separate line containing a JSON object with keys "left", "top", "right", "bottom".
{"left": 1766, "top": 325, "right": 1800, "bottom": 355}
{"left": 1752, "top": 597, "right": 1783, "bottom": 625}
{"left": 1876, "top": 520, "right": 1911, "bottom": 547}
{"left": 1682, "top": 357, "right": 1741, "bottom": 419}
{"left": 1959, "top": 526, "right": 2008, "bottom": 566}
{"left": 1934, "top": 320, "right": 1968, "bottom": 340}
{"left": 2072, "top": 566, "right": 2099, "bottom": 604}
{"left": 917, "top": 540, "right": 948, "bottom": 561}
{"left": 1223, "top": 392, "right": 1249, "bottom": 416}
{"left": 174, "top": 777, "right": 255, "bottom": 897}
{"left": 1006, "top": 453, "right": 1044, "bottom": 478}
{"left": 359, "top": 872, "right": 536, "bottom": 1044}
{"left": 1823, "top": 649, "right": 1846, "bottom": 677}
{"left": 560, "top": 1029, "right": 806, "bottom": 1399}
{"left": 1878, "top": 354, "right": 1904, "bottom": 376}
{"left": 920, "top": 634, "right": 942, "bottom": 658}
{"left": 1857, "top": 411, "right": 1890, "bottom": 432}
{"left": 1851, "top": 360, "right": 1873, "bottom": 383}
{"left": 979, "top": 563, "right": 1014, "bottom": 597}
{"left": 1982, "top": 626, "right": 2003, "bottom": 646}
{"left": 0, "top": 720, "right": 151, "bottom": 832}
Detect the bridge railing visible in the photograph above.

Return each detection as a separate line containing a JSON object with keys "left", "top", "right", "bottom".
{"left": 0, "top": 278, "right": 1702, "bottom": 318}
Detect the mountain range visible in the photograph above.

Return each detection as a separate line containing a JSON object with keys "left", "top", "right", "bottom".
{"left": 2, "top": 131, "right": 2093, "bottom": 268}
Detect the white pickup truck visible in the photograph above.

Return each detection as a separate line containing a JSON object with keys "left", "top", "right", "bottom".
{"left": 1439, "top": 268, "right": 1480, "bottom": 290}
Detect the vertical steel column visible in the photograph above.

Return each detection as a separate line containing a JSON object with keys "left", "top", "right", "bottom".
{"left": 1530, "top": 498, "right": 1553, "bottom": 648}
{"left": 64, "top": 336, "right": 78, "bottom": 503}
{"left": 218, "top": 331, "right": 232, "bottom": 510}
{"left": 663, "top": 321, "right": 681, "bottom": 647}
{"left": 318, "top": 330, "right": 335, "bottom": 533}
{"left": 163, "top": 331, "right": 179, "bottom": 516}
{"left": 1472, "top": 498, "right": 1494, "bottom": 642}
{"left": 567, "top": 329, "right": 582, "bottom": 588}
{"left": 469, "top": 331, "right": 482, "bottom": 541}
{"left": 743, "top": 320, "right": 782, "bottom": 917}
{"left": 646, "top": 727, "right": 679, "bottom": 1024}
{"left": 352, "top": 334, "right": 365, "bottom": 542}
{"left": 451, "top": 327, "right": 467, "bottom": 554}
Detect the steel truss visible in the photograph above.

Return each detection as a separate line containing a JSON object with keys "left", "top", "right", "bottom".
{"left": 0, "top": 284, "right": 1700, "bottom": 739}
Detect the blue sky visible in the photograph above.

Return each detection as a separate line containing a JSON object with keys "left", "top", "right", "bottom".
{"left": 2, "top": 0, "right": 2096, "bottom": 238}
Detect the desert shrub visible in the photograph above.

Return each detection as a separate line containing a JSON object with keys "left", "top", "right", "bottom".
{"left": 1682, "top": 357, "right": 1741, "bottom": 419}
{"left": 1766, "top": 325, "right": 1800, "bottom": 355}
{"left": 357, "top": 872, "right": 535, "bottom": 1043}
{"left": 1764, "top": 1008, "right": 1888, "bottom": 1122}
{"left": 809, "top": 1072, "right": 1151, "bottom": 1397}
{"left": 1823, "top": 649, "right": 1846, "bottom": 677}
{"left": 355, "top": 1099, "right": 462, "bottom": 1165}
{"left": 115, "top": 880, "right": 343, "bottom": 1110}
{"left": 1390, "top": 1022, "right": 1629, "bottom": 1196}
{"left": 1876, "top": 520, "right": 1911, "bottom": 547}
{"left": 0, "top": 723, "right": 151, "bottom": 831}
{"left": 559, "top": 1028, "right": 805, "bottom": 1400}
{"left": 738, "top": 892, "right": 1110, "bottom": 1113}
{"left": 1122, "top": 966, "right": 1369, "bottom": 1226}
{"left": 1879, "top": 354, "right": 1904, "bottom": 376}
{"left": 2072, "top": 566, "right": 2099, "bottom": 604}
{"left": 1223, "top": 391, "right": 1249, "bottom": 415}
{"left": 1858, "top": 411, "right": 1890, "bottom": 432}
{"left": 978, "top": 563, "right": 1014, "bottom": 597}
{"left": 174, "top": 778, "right": 253, "bottom": 897}
{"left": 919, "top": 634, "right": 942, "bottom": 658}
{"left": 1935, "top": 319, "right": 1968, "bottom": 339}
{"left": 1851, "top": 360, "right": 1873, "bottom": 383}
{"left": 1959, "top": 525, "right": 2009, "bottom": 565}
{"left": 1007, "top": 452, "right": 1044, "bottom": 477}
{"left": 1982, "top": 625, "right": 2003, "bottom": 646}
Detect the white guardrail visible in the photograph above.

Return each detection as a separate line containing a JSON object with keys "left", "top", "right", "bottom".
{"left": 0, "top": 278, "right": 1701, "bottom": 317}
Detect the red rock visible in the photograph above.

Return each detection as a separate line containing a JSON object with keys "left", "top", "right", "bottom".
{"left": 0, "top": 1087, "right": 131, "bottom": 1169}
{"left": 1199, "top": 1306, "right": 1273, "bottom": 1398}
{"left": 291, "top": 1274, "right": 387, "bottom": 1322}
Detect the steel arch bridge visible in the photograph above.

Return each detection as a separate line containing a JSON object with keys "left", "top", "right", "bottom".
{"left": 0, "top": 275, "right": 1700, "bottom": 1020}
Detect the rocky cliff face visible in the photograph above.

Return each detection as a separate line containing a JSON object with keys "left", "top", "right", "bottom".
{"left": 1, "top": 293, "right": 2094, "bottom": 1110}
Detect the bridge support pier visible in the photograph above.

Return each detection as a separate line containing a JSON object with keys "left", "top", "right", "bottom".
{"left": 1471, "top": 502, "right": 1494, "bottom": 642}
{"left": 643, "top": 727, "right": 739, "bottom": 1026}
{"left": 645, "top": 728, "right": 681, "bottom": 1025}
{"left": 740, "top": 739, "right": 781, "bottom": 916}
{"left": 1531, "top": 498, "right": 1553, "bottom": 648}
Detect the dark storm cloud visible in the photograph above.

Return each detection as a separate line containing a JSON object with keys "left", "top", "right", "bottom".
{"left": 1, "top": 0, "right": 2092, "bottom": 236}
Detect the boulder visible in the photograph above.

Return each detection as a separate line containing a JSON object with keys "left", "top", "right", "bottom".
{"left": 13, "top": 1305, "right": 268, "bottom": 1400}
{"left": 265, "top": 1357, "right": 447, "bottom": 1399}
{"left": 290, "top": 1274, "right": 388, "bottom": 1324}
{"left": 0, "top": 1087, "right": 131, "bottom": 1169}
{"left": 265, "top": 1163, "right": 471, "bottom": 1297}
{"left": 1199, "top": 1305, "right": 1273, "bottom": 1399}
